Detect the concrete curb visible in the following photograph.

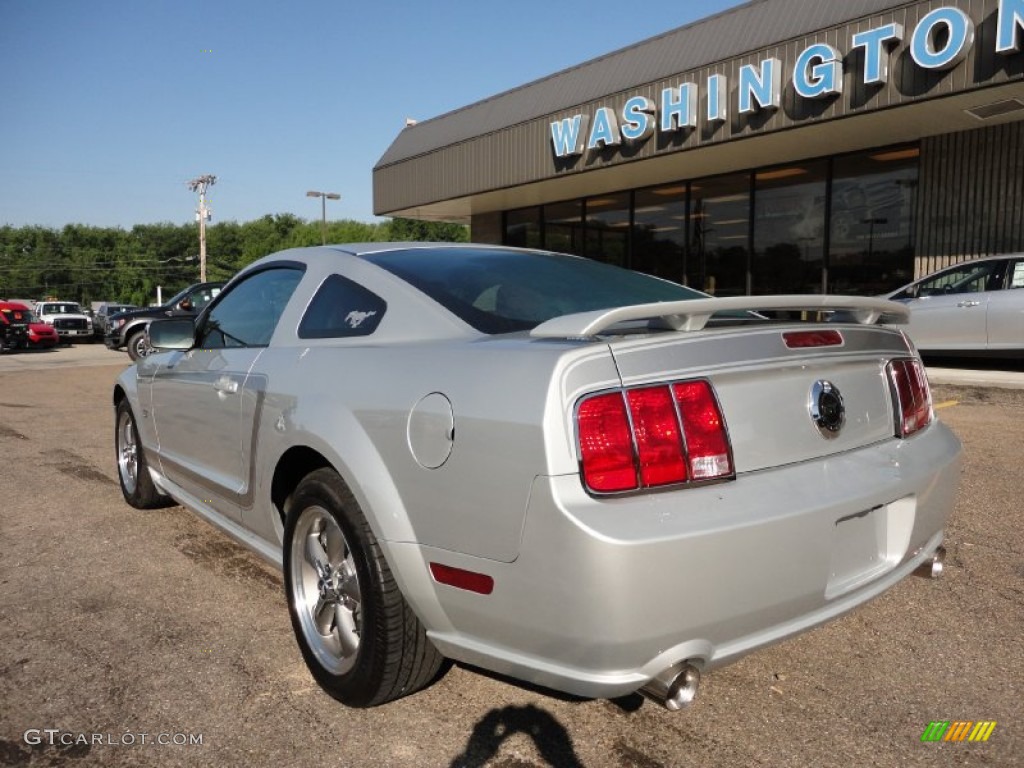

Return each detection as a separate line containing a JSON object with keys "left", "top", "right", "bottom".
{"left": 926, "top": 367, "right": 1024, "bottom": 390}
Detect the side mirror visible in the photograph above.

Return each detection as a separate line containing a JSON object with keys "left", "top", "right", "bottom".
{"left": 148, "top": 318, "right": 196, "bottom": 351}
{"left": 894, "top": 285, "right": 919, "bottom": 300}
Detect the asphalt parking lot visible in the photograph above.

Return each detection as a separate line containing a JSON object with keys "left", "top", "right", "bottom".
{"left": 1, "top": 345, "right": 1021, "bottom": 767}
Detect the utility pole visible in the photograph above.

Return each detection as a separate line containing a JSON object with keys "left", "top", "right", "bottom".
{"left": 188, "top": 174, "right": 217, "bottom": 281}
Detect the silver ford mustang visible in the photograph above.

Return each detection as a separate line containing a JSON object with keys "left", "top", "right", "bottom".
{"left": 113, "top": 243, "right": 961, "bottom": 710}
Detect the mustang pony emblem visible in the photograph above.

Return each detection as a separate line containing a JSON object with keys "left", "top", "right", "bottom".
{"left": 345, "top": 310, "right": 377, "bottom": 329}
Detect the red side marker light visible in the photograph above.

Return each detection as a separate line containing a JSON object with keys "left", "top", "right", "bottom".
{"left": 429, "top": 563, "right": 494, "bottom": 595}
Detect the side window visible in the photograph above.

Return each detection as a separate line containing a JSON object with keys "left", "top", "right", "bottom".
{"left": 193, "top": 286, "right": 221, "bottom": 309}
{"left": 298, "top": 274, "right": 387, "bottom": 339}
{"left": 198, "top": 267, "right": 303, "bottom": 349}
{"left": 917, "top": 262, "right": 1000, "bottom": 297}
{"left": 1009, "top": 260, "right": 1024, "bottom": 290}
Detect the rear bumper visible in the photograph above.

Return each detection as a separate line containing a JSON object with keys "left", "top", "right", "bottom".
{"left": 416, "top": 421, "right": 962, "bottom": 699}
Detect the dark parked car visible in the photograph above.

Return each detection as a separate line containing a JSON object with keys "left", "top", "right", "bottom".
{"left": 105, "top": 283, "right": 222, "bottom": 361}
{"left": 93, "top": 303, "right": 137, "bottom": 340}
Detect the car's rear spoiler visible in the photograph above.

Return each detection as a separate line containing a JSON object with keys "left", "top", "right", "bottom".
{"left": 529, "top": 295, "right": 909, "bottom": 339}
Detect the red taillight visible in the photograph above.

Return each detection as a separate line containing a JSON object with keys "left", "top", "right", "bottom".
{"left": 577, "top": 380, "right": 733, "bottom": 494}
{"left": 577, "top": 392, "right": 637, "bottom": 492}
{"left": 627, "top": 387, "right": 688, "bottom": 486}
{"left": 783, "top": 330, "right": 843, "bottom": 348}
{"left": 887, "top": 358, "right": 932, "bottom": 437}
{"left": 672, "top": 381, "right": 734, "bottom": 480}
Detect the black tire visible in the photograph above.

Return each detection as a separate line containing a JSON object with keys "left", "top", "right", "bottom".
{"left": 283, "top": 468, "right": 444, "bottom": 707}
{"left": 114, "top": 399, "right": 169, "bottom": 509}
{"left": 126, "top": 329, "right": 151, "bottom": 361}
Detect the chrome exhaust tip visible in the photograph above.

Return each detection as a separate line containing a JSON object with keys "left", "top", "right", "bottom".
{"left": 913, "top": 545, "right": 946, "bottom": 579}
{"left": 639, "top": 662, "right": 701, "bottom": 711}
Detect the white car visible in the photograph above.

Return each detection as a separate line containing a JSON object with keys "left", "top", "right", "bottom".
{"left": 885, "top": 254, "right": 1024, "bottom": 357}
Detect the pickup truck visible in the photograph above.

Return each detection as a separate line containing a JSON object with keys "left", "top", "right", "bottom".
{"left": 34, "top": 301, "right": 93, "bottom": 344}
{"left": 105, "top": 282, "right": 223, "bottom": 360}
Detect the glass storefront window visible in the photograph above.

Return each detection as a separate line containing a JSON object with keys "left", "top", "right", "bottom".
{"left": 690, "top": 173, "right": 750, "bottom": 296}
{"left": 753, "top": 161, "right": 828, "bottom": 295}
{"left": 499, "top": 142, "right": 919, "bottom": 297}
{"left": 504, "top": 206, "right": 542, "bottom": 249}
{"left": 830, "top": 147, "right": 918, "bottom": 295}
{"left": 544, "top": 200, "right": 584, "bottom": 256}
{"left": 633, "top": 185, "right": 688, "bottom": 283}
{"left": 584, "top": 193, "right": 631, "bottom": 267}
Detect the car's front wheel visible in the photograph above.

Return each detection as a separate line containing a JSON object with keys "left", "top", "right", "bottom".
{"left": 115, "top": 399, "right": 169, "bottom": 509}
{"left": 283, "top": 468, "right": 444, "bottom": 707}
{"left": 126, "top": 329, "right": 152, "bottom": 361}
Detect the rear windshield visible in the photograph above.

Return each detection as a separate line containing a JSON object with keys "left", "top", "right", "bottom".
{"left": 363, "top": 247, "right": 705, "bottom": 334}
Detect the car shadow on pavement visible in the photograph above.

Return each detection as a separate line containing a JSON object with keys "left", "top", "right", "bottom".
{"left": 449, "top": 704, "right": 584, "bottom": 768}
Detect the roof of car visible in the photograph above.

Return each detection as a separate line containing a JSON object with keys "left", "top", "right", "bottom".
{"left": 247, "top": 243, "right": 531, "bottom": 271}
{"left": 324, "top": 242, "right": 519, "bottom": 256}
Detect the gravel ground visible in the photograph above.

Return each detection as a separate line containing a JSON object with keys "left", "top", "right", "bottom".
{"left": 0, "top": 348, "right": 1020, "bottom": 767}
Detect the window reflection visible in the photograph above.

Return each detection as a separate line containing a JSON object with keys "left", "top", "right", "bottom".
{"left": 690, "top": 174, "right": 750, "bottom": 296}
{"left": 504, "top": 206, "right": 542, "bottom": 249}
{"left": 585, "top": 193, "right": 631, "bottom": 267}
{"left": 544, "top": 200, "right": 584, "bottom": 256}
{"left": 754, "top": 161, "right": 827, "bottom": 295}
{"left": 830, "top": 147, "right": 917, "bottom": 294}
{"left": 633, "top": 185, "right": 687, "bottom": 283}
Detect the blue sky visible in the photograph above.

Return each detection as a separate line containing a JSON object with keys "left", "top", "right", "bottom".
{"left": 0, "top": 0, "right": 747, "bottom": 229}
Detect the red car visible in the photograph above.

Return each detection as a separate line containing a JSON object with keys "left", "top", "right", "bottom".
{"left": 0, "top": 301, "right": 59, "bottom": 349}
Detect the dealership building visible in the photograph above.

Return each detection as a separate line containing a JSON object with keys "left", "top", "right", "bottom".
{"left": 374, "top": 0, "right": 1024, "bottom": 296}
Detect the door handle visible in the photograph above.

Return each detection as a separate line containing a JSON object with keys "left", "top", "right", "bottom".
{"left": 956, "top": 300, "right": 981, "bottom": 308}
{"left": 214, "top": 376, "right": 239, "bottom": 395}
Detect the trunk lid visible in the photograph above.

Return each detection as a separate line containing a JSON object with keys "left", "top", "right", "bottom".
{"left": 605, "top": 323, "right": 912, "bottom": 473}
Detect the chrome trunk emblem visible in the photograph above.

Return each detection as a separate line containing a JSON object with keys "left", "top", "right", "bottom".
{"left": 810, "top": 380, "right": 845, "bottom": 438}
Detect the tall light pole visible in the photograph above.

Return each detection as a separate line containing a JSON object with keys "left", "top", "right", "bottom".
{"left": 188, "top": 174, "right": 217, "bottom": 281}
{"left": 306, "top": 190, "right": 340, "bottom": 245}
{"left": 861, "top": 216, "right": 888, "bottom": 262}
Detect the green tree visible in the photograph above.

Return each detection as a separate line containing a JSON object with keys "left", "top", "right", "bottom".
{"left": 0, "top": 213, "right": 469, "bottom": 304}
{"left": 385, "top": 217, "right": 468, "bottom": 242}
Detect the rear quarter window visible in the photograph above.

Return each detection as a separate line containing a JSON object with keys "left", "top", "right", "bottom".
{"left": 298, "top": 274, "right": 387, "bottom": 338}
